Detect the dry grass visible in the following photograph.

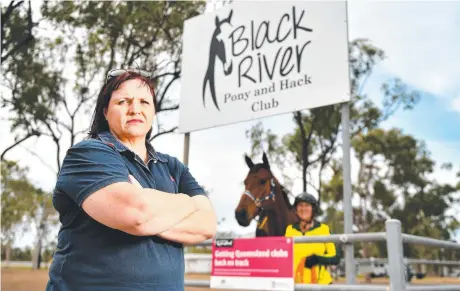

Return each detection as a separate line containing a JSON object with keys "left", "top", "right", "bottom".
{"left": 2, "top": 268, "right": 459, "bottom": 291}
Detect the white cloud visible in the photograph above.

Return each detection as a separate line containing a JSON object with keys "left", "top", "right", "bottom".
{"left": 452, "top": 97, "right": 460, "bottom": 113}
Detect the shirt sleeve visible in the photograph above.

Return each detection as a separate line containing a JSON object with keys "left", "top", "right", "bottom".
{"left": 173, "top": 158, "right": 206, "bottom": 197}
{"left": 56, "top": 139, "right": 130, "bottom": 207}
{"left": 317, "top": 225, "right": 341, "bottom": 265}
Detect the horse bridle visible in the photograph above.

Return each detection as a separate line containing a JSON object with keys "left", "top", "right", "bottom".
{"left": 243, "top": 178, "right": 276, "bottom": 207}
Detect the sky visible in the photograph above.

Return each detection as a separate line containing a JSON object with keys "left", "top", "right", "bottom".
{"left": 1, "top": 0, "right": 459, "bottom": 248}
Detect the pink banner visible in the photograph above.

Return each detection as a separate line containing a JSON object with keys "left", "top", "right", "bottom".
{"left": 211, "top": 237, "right": 293, "bottom": 278}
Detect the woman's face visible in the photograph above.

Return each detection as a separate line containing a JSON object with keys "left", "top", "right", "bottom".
{"left": 104, "top": 79, "right": 155, "bottom": 140}
{"left": 296, "top": 202, "right": 313, "bottom": 222}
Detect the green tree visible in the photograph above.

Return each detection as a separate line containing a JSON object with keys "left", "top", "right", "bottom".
{"left": 1, "top": 0, "right": 58, "bottom": 160}
{"left": 0, "top": 246, "right": 33, "bottom": 261}
{"left": 1, "top": 0, "right": 37, "bottom": 63}
{"left": 2, "top": 0, "right": 206, "bottom": 164}
{"left": 321, "top": 128, "right": 459, "bottom": 259}
{"left": 29, "top": 188, "right": 55, "bottom": 268}
{"left": 457, "top": 167, "right": 460, "bottom": 190}
{"left": 1, "top": 160, "right": 38, "bottom": 261}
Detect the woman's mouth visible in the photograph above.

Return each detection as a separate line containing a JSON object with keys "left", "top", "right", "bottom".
{"left": 127, "top": 119, "right": 143, "bottom": 124}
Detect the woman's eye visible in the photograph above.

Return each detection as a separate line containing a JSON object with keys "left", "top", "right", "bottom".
{"left": 260, "top": 179, "right": 266, "bottom": 185}
{"left": 118, "top": 100, "right": 126, "bottom": 105}
{"left": 142, "top": 100, "right": 150, "bottom": 104}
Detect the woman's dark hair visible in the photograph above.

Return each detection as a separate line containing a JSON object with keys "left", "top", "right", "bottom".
{"left": 88, "top": 71, "right": 157, "bottom": 140}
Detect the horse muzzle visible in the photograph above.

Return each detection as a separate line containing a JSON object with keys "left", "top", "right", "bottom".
{"left": 235, "top": 209, "right": 250, "bottom": 227}
{"left": 224, "top": 62, "right": 233, "bottom": 75}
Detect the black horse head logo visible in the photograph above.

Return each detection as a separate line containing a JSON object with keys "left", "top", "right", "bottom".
{"left": 202, "top": 10, "right": 234, "bottom": 111}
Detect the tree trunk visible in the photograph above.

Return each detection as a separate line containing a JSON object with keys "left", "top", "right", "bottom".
{"left": 32, "top": 133, "right": 60, "bottom": 270}
{"left": 302, "top": 138, "right": 308, "bottom": 192}
{"left": 32, "top": 237, "right": 44, "bottom": 269}
{"left": 32, "top": 223, "right": 44, "bottom": 269}
{"left": 32, "top": 204, "right": 46, "bottom": 270}
{"left": 5, "top": 243, "right": 12, "bottom": 266}
{"left": 294, "top": 111, "right": 309, "bottom": 192}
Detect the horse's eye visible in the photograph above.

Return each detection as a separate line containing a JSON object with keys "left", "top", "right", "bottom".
{"left": 260, "top": 179, "right": 266, "bottom": 185}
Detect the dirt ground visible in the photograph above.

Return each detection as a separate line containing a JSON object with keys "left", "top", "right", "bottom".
{"left": 2, "top": 268, "right": 459, "bottom": 291}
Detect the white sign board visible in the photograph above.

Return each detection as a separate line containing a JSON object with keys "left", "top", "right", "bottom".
{"left": 179, "top": 1, "right": 350, "bottom": 133}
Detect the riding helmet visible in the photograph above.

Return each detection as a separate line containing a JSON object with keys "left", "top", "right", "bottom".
{"left": 294, "top": 192, "right": 318, "bottom": 209}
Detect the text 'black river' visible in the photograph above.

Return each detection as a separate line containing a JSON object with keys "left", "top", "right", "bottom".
{"left": 231, "top": 6, "right": 313, "bottom": 87}
{"left": 202, "top": 6, "right": 313, "bottom": 111}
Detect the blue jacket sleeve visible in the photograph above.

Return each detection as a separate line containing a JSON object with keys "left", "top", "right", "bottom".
{"left": 178, "top": 163, "right": 207, "bottom": 197}
{"left": 164, "top": 155, "right": 206, "bottom": 197}
{"left": 56, "top": 139, "right": 130, "bottom": 207}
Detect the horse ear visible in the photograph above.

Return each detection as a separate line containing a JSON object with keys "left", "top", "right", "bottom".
{"left": 228, "top": 10, "right": 233, "bottom": 21}
{"left": 215, "top": 15, "right": 220, "bottom": 27}
{"left": 262, "top": 152, "right": 270, "bottom": 168}
{"left": 245, "top": 155, "right": 254, "bottom": 169}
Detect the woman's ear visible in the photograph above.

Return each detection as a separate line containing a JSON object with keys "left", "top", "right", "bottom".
{"left": 103, "top": 108, "right": 107, "bottom": 120}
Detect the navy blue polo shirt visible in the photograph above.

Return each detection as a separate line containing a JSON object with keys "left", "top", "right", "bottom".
{"left": 46, "top": 131, "right": 206, "bottom": 291}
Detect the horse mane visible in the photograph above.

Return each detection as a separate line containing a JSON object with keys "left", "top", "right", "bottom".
{"left": 279, "top": 184, "right": 295, "bottom": 210}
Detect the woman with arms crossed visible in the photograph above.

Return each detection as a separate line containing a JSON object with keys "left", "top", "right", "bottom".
{"left": 46, "top": 69, "right": 217, "bottom": 291}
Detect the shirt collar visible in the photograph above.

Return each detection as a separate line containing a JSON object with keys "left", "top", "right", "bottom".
{"left": 96, "top": 131, "right": 166, "bottom": 162}
{"left": 293, "top": 220, "right": 321, "bottom": 233}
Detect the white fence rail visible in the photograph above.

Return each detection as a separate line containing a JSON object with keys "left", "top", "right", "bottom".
{"left": 183, "top": 255, "right": 460, "bottom": 275}
{"left": 1, "top": 261, "right": 51, "bottom": 268}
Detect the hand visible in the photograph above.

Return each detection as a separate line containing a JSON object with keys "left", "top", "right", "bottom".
{"left": 304, "top": 255, "right": 318, "bottom": 268}
{"left": 129, "top": 175, "right": 143, "bottom": 189}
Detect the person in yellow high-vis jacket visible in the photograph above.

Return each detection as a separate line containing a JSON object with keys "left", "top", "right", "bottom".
{"left": 285, "top": 193, "right": 340, "bottom": 285}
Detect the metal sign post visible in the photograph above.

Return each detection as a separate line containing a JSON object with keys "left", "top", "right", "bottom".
{"left": 342, "top": 102, "right": 355, "bottom": 284}
{"left": 343, "top": 2, "right": 355, "bottom": 283}
{"left": 183, "top": 132, "right": 190, "bottom": 166}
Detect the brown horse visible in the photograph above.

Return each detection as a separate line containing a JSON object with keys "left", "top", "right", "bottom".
{"left": 235, "top": 153, "right": 298, "bottom": 236}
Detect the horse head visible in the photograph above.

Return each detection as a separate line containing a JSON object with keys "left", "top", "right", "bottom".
{"left": 213, "top": 10, "right": 233, "bottom": 75}
{"left": 202, "top": 10, "right": 234, "bottom": 111}
{"left": 235, "top": 152, "right": 279, "bottom": 227}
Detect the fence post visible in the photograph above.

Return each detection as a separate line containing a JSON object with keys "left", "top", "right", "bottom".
{"left": 386, "top": 219, "right": 406, "bottom": 291}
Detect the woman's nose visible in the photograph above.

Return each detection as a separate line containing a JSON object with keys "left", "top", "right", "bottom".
{"left": 128, "top": 101, "right": 141, "bottom": 114}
